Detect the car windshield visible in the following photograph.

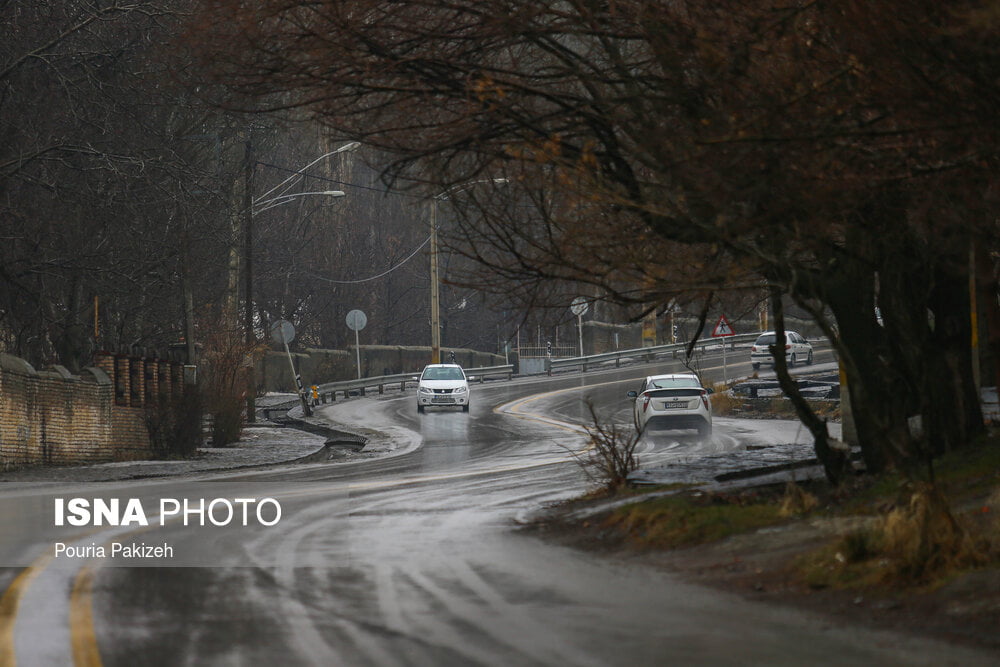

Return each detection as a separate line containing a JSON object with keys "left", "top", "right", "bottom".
{"left": 422, "top": 367, "right": 464, "bottom": 381}
{"left": 649, "top": 377, "right": 700, "bottom": 389}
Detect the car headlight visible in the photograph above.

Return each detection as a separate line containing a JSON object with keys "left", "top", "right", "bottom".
{"left": 418, "top": 386, "right": 433, "bottom": 394}
{"left": 452, "top": 385, "right": 468, "bottom": 394}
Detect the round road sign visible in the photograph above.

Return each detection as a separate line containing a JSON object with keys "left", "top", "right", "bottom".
{"left": 346, "top": 309, "right": 368, "bottom": 331}
{"left": 270, "top": 319, "right": 295, "bottom": 345}
{"left": 570, "top": 297, "right": 589, "bottom": 317}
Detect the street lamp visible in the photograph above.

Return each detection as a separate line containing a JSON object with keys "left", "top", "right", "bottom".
{"left": 429, "top": 178, "right": 508, "bottom": 364}
{"left": 255, "top": 141, "right": 360, "bottom": 205}
{"left": 253, "top": 190, "right": 346, "bottom": 214}
{"left": 243, "top": 146, "right": 355, "bottom": 422}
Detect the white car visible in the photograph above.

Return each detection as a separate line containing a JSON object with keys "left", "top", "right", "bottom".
{"left": 626, "top": 373, "right": 713, "bottom": 437}
{"left": 749, "top": 331, "right": 813, "bottom": 370}
{"left": 415, "top": 364, "right": 470, "bottom": 413}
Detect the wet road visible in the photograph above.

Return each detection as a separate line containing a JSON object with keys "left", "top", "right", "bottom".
{"left": 2, "top": 349, "right": 995, "bottom": 665}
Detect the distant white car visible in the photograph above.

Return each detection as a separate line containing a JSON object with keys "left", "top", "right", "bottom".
{"left": 415, "top": 363, "right": 470, "bottom": 413}
{"left": 627, "top": 373, "right": 713, "bottom": 437}
{"left": 749, "top": 331, "right": 813, "bottom": 370}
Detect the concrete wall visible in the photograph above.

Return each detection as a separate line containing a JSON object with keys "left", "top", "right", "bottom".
{"left": 261, "top": 345, "right": 505, "bottom": 392}
{"left": 0, "top": 353, "right": 153, "bottom": 468}
{"left": 584, "top": 321, "right": 644, "bottom": 354}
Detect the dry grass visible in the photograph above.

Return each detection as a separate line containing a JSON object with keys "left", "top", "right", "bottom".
{"left": 798, "top": 480, "right": 997, "bottom": 589}
{"left": 708, "top": 389, "right": 743, "bottom": 416}
{"left": 604, "top": 491, "right": 784, "bottom": 549}
{"left": 779, "top": 482, "right": 819, "bottom": 517}
{"left": 708, "top": 388, "right": 840, "bottom": 421}
{"left": 879, "top": 482, "right": 988, "bottom": 581}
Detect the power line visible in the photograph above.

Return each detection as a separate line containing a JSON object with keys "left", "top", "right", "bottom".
{"left": 304, "top": 235, "right": 432, "bottom": 284}
{"left": 255, "top": 160, "right": 426, "bottom": 198}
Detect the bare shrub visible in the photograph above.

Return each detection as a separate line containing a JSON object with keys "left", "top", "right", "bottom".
{"left": 880, "top": 482, "right": 987, "bottom": 583}
{"left": 708, "top": 389, "right": 742, "bottom": 417}
{"left": 567, "top": 399, "right": 642, "bottom": 494}
{"left": 144, "top": 390, "right": 202, "bottom": 458}
{"left": 199, "top": 328, "right": 254, "bottom": 446}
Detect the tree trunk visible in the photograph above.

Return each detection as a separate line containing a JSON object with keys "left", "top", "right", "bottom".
{"left": 769, "top": 285, "right": 852, "bottom": 485}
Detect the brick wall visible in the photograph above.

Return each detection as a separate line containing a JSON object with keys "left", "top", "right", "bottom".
{"left": 0, "top": 352, "right": 184, "bottom": 469}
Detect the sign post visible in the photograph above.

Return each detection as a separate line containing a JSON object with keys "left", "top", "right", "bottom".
{"left": 270, "top": 319, "right": 312, "bottom": 416}
{"left": 346, "top": 309, "right": 368, "bottom": 379}
{"left": 711, "top": 314, "right": 736, "bottom": 384}
{"left": 570, "top": 297, "right": 589, "bottom": 357}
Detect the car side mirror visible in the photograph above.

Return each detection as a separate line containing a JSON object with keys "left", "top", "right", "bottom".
{"left": 627, "top": 390, "right": 638, "bottom": 399}
{"left": 467, "top": 375, "right": 476, "bottom": 381}
{"left": 412, "top": 376, "right": 419, "bottom": 381}
{"left": 704, "top": 387, "right": 715, "bottom": 394}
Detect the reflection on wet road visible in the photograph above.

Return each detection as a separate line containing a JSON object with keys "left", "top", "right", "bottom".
{"left": 3, "top": 351, "right": 995, "bottom": 665}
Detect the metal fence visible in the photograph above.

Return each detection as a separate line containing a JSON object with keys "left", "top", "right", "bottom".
{"left": 312, "top": 364, "right": 515, "bottom": 402}
{"left": 517, "top": 345, "right": 578, "bottom": 359}
{"left": 306, "top": 332, "right": 789, "bottom": 404}
{"left": 545, "top": 333, "right": 760, "bottom": 374}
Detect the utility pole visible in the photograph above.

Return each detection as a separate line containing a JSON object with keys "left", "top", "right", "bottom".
{"left": 430, "top": 199, "right": 441, "bottom": 364}
{"left": 243, "top": 132, "right": 256, "bottom": 423}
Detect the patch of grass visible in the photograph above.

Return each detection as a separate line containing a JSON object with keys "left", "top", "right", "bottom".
{"left": 603, "top": 492, "right": 784, "bottom": 549}
{"left": 843, "top": 437, "right": 1000, "bottom": 514}
{"left": 796, "top": 534, "right": 889, "bottom": 590}
{"left": 932, "top": 438, "right": 1000, "bottom": 496}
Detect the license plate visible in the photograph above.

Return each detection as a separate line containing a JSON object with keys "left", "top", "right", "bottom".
{"left": 432, "top": 397, "right": 455, "bottom": 404}
{"left": 662, "top": 401, "right": 689, "bottom": 409}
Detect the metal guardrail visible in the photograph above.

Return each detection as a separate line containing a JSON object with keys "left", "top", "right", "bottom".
{"left": 314, "top": 364, "right": 514, "bottom": 402}
{"left": 545, "top": 333, "right": 761, "bottom": 374}
{"left": 309, "top": 332, "right": 804, "bottom": 402}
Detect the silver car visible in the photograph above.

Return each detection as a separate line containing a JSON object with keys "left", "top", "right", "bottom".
{"left": 749, "top": 331, "right": 813, "bottom": 370}
{"left": 627, "top": 373, "right": 713, "bottom": 437}
{"left": 416, "top": 363, "right": 471, "bottom": 413}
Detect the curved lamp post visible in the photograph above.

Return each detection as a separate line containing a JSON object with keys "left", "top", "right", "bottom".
{"left": 244, "top": 163, "right": 352, "bottom": 421}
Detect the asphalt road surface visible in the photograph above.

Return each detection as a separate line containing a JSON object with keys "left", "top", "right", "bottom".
{"left": 2, "top": 347, "right": 995, "bottom": 665}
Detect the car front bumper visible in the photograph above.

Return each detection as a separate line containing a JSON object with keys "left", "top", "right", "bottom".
{"left": 418, "top": 395, "right": 468, "bottom": 406}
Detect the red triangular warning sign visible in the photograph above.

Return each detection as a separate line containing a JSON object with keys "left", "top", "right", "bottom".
{"left": 711, "top": 314, "right": 735, "bottom": 337}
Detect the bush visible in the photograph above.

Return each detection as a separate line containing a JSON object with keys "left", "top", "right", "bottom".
{"left": 198, "top": 328, "right": 254, "bottom": 446}
{"left": 144, "top": 390, "right": 201, "bottom": 458}
{"left": 569, "top": 399, "right": 642, "bottom": 494}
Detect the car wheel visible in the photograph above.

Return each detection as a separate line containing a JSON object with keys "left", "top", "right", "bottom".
{"left": 417, "top": 404, "right": 425, "bottom": 414}
{"left": 790, "top": 353, "right": 796, "bottom": 367}
{"left": 807, "top": 350, "right": 814, "bottom": 365}
{"left": 462, "top": 404, "right": 470, "bottom": 412}
{"left": 751, "top": 363, "right": 760, "bottom": 370}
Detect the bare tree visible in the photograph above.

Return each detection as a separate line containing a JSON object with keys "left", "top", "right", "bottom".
{"left": 190, "top": 0, "right": 1000, "bottom": 483}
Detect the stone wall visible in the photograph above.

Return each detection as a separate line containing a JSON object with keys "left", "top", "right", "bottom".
{"left": 0, "top": 352, "right": 187, "bottom": 469}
